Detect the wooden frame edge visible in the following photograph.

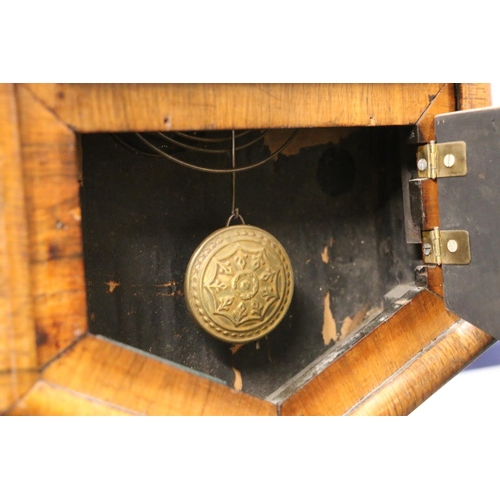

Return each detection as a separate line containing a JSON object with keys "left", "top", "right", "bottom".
{"left": 15, "top": 84, "right": 88, "bottom": 368}
{"left": 25, "top": 83, "right": 449, "bottom": 132}
{"left": 0, "top": 84, "right": 38, "bottom": 412}
{"left": 40, "top": 334, "right": 277, "bottom": 416}
{"left": 6, "top": 379, "right": 137, "bottom": 416}
{"left": 279, "top": 289, "right": 459, "bottom": 415}
{"left": 345, "top": 320, "right": 494, "bottom": 415}
{"left": 410, "top": 83, "right": 456, "bottom": 144}
{"left": 456, "top": 83, "right": 492, "bottom": 111}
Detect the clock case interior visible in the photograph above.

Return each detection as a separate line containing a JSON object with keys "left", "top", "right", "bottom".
{"left": 80, "top": 126, "right": 419, "bottom": 399}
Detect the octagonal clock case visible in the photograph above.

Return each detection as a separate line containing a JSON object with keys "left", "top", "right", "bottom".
{"left": 6, "top": 84, "right": 494, "bottom": 416}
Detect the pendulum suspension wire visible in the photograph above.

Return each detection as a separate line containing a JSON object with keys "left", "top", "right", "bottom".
{"left": 226, "top": 130, "right": 245, "bottom": 226}
{"left": 232, "top": 130, "right": 236, "bottom": 215}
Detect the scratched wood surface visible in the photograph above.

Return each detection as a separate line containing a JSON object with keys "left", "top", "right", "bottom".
{"left": 279, "top": 290, "right": 460, "bottom": 415}
{"left": 24, "top": 83, "right": 448, "bottom": 132}
{"left": 346, "top": 320, "right": 494, "bottom": 416}
{"left": 0, "top": 84, "right": 38, "bottom": 411}
{"left": 15, "top": 85, "right": 88, "bottom": 367}
{"left": 40, "top": 335, "right": 276, "bottom": 416}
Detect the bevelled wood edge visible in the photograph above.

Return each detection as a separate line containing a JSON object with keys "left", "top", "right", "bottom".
{"left": 420, "top": 179, "right": 443, "bottom": 295}
{"left": 15, "top": 85, "right": 88, "bottom": 367}
{"left": 5, "top": 379, "right": 136, "bottom": 416}
{"left": 414, "top": 86, "right": 452, "bottom": 296}
{"left": 456, "top": 83, "right": 492, "bottom": 111}
{"left": 409, "top": 83, "right": 456, "bottom": 144}
{"left": 420, "top": 178, "right": 440, "bottom": 231}
{"left": 406, "top": 85, "right": 455, "bottom": 296}
{"left": 279, "top": 289, "right": 458, "bottom": 416}
{"left": 41, "top": 335, "right": 277, "bottom": 416}
{"left": 24, "top": 83, "right": 448, "bottom": 132}
{"left": 346, "top": 320, "right": 494, "bottom": 416}
{"left": 0, "top": 84, "right": 38, "bottom": 411}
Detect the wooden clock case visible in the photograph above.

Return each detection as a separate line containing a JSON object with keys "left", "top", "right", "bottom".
{"left": 0, "top": 83, "right": 494, "bottom": 416}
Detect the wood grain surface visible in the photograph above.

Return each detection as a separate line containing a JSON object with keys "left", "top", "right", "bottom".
{"left": 280, "top": 290, "right": 459, "bottom": 415}
{"left": 15, "top": 85, "right": 88, "bottom": 367}
{"left": 41, "top": 335, "right": 276, "bottom": 416}
{"left": 456, "top": 83, "right": 492, "bottom": 110}
{"left": 24, "top": 83, "right": 448, "bottom": 132}
{"left": 410, "top": 83, "right": 455, "bottom": 143}
{"left": 346, "top": 320, "right": 494, "bottom": 416}
{"left": 0, "top": 84, "right": 38, "bottom": 411}
{"left": 6, "top": 380, "right": 135, "bottom": 416}
{"left": 420, "top": 178, "right": 443, "bottom": 295}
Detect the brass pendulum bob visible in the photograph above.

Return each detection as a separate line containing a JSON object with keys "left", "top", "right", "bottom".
{"left": 184, "top": 132, "right": 294, "bottom": 344}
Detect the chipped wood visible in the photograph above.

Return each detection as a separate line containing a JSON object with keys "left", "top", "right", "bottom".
{"left": 321, "top": 291, "right": 337, "bottom": 345}
{"left": 230, "top": 344, "right": 244, "bottom": 355}
{"left": 321, "top": 246, "right": 329, "bottom": 264}
{"left": 232, "top": 367, "right": 243, "bottom": 391}
{"left": 340, "top": 316, "right": 353, "bottom": 338}
{"left": 105, "top": 281, "right": 120, "bottom": 293}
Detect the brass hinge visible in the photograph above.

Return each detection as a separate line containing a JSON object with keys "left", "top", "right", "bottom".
{"left": 416, "top": 140, "right": 467, "bottom": 179}
{"left": 422, "top": 227, "right": 471, "bottom": 265}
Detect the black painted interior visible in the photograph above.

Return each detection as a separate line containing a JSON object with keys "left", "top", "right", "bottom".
{"left": 80, "top": 127, "right": 418, "bottom": 398}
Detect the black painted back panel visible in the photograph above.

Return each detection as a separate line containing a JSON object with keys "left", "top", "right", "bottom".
{"left": 81, "top": 128, "right": 416, "bottom": 397}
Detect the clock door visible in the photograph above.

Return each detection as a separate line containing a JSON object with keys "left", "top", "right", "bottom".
{"left": 435, "top": 106, "right": 500, "bottom": 340}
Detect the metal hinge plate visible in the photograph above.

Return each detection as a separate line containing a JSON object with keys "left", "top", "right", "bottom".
{"left": 422, "top": 228, "right": 471, "bottom": 265}
{"left": 416, "top": 141, "right": 467, "bottom": 179}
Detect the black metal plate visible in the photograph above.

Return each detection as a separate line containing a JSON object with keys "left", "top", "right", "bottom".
{"left": 436, "top": 106, "right": 500, "bottom": 339}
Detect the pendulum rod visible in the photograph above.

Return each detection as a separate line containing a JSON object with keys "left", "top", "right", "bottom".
{"left": 227, "top": 130, "right": 245, "bottom": 226}
{"left": 232, "top": 130, "right": 236, "bottom": 215}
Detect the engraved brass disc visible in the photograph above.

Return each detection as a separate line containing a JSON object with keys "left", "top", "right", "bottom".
{"left": 185, "top": 225, "right": 294, "bottom": 343}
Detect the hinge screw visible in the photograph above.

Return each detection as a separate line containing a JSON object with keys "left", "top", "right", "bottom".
{"left": 417, "top": 158, "right": 428, "bottom": 171}
{"left": 444, "top": 154, "right": 455, "bottom": 168}
{"left": 447, "top": 239, "right": 458, "bottom": 253}
{"left": 423, "top": 242, "right": 432, "bottom": 256}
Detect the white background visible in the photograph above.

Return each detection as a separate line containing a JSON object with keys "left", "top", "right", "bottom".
{"left": 2, "top": 7, "right": 500, "bottom": 497}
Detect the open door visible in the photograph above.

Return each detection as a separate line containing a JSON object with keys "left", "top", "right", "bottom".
{"left": 434, "top": 106, "right": 500, "bottom": 340}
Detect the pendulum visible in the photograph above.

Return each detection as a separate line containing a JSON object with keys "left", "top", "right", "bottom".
{"left": 184, "top": 214, "right": 294, "bottom": 344}
{"left": 184, "top": 132, "right": 294, "bottom": 344}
